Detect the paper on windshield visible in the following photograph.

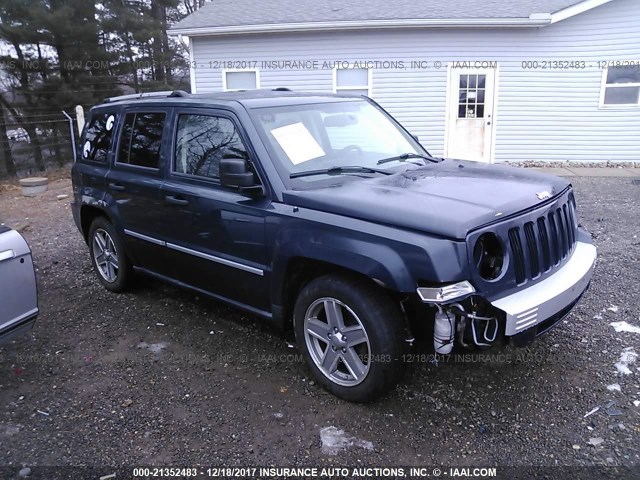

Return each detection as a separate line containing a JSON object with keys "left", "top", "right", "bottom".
{"left": 270, "top": 122, "right": 325, "bottom": 165}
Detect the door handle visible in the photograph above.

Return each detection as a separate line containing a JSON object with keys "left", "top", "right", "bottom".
{"left": 109, "top": 183, "right": 126, "bottom": 191}
{"left": 0, "top": 249, "right": 15, "bottom": 262}
{"left": 165, "top": 195, "right": 189, "bottom": 206}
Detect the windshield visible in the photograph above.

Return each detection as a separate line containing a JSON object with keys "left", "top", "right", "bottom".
{"left": 249, "top": 99, "right": 426, "bottom": 185}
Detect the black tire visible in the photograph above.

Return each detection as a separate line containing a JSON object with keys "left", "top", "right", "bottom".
{"left": 293, "top": 273, "right": 406, "bottom": 402}
{"left": 87, "top": 216, "right": 132, "bottom": 292}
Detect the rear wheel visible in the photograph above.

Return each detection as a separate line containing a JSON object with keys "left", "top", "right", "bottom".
{"left": 294, "top": 274, "right": 405, "bottom": 402}
{"left": 88, "top": 217, "right": 131, "bottom": 292}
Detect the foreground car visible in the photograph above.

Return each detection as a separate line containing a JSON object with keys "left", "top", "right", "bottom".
{"left": 0, "top": 225, "right": 38, "bottom": 343}
{"left": 71, "top": 90, "right": 596, "bottom": 402}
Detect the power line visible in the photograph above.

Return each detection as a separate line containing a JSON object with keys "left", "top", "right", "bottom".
{"left": 0, "top": 119, "right": 70, "bottom": 126}
{"left": 2, "top": 113, "right": 69, "bottom": 119}
{"left": 7, "top": 88, "right": 122, "bottom": 95}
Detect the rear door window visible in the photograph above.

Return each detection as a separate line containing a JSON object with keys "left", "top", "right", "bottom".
{"left": 117, "top": 112, "right": 166, "bottom": 169}
{"left": 82, "top": 112, "right": 117, "bottom": 162}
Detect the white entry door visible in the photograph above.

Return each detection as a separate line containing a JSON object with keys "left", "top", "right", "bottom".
{"left": 445, "top": 67, "right": 496, "bottom": 162}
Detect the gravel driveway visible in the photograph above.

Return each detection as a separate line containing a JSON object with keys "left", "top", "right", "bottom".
{"left": 0, "top": 175, "right": 638, "bottom": 478}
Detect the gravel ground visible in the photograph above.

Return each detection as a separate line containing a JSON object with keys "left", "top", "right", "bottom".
{"left": 0, "top": 175, "right": 638, "bottom": 477}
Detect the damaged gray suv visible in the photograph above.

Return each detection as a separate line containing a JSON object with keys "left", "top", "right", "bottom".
{"left": 72, "top": 89, "right": 597, "bottom": 402}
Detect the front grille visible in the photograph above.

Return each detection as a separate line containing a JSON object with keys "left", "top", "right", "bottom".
{"left": 536, "top": 217, "right": 551, "bottom": 271}
{"left": 508, "top": 196, "right": 577, "bottom": 285}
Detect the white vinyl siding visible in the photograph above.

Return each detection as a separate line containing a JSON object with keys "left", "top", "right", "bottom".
{"left": 190, "top": 0, "right": 640, "bottom": 163}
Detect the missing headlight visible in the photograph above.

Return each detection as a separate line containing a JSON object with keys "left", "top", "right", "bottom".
{"left": 473, "top": 233, "right": 504, "bottom": 280}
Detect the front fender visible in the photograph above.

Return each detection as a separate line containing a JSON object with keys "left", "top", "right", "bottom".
{"left": 272, "top": 228, "right": 413, "bottom": 293}
{"left": 268, "top": 205, "right": 470, "bottom": 309}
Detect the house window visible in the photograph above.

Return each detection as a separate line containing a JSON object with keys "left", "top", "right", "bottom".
{"left": 600, "top": 66, "right": 640, "bottom": 107}
{"left": 223, "top": 70, "right": 259, "bottom": 91}
{"left": 334, "top": 68, "right": 371, "bottom": 97}
{"left": 458, "top": 74, "right": 486, "bottom": 118}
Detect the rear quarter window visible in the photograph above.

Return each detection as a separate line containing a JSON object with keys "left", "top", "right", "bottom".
{"left": 82, "top": 113, "right": 117, "bottom": 162}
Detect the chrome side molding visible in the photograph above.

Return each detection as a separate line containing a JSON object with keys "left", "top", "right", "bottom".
{"left": 124, "top": 229, "right": 264, "bottom": 276}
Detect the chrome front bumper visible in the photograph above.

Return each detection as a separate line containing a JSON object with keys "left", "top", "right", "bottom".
{"left": 490, "top": 241, "right": 597, "bottom": 336}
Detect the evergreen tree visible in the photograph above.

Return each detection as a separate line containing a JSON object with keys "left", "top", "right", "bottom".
{"left": 0, "top": 0, "right": 194, "bottom": 175}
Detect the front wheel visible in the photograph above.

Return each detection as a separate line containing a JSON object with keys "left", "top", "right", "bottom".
{"left": 294, "top": 274, "right": 406, "bottom": 402}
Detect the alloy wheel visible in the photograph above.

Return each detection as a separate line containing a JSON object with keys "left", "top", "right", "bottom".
{"left": 303, "top": 297, "right": 371, "bottom": 387}
{"left": 92, "top": 228, "right": 119, "bottom": 283}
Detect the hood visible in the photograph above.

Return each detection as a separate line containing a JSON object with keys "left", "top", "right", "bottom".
{"left": 282, "top": 160, "right": 570, "bottom": 239}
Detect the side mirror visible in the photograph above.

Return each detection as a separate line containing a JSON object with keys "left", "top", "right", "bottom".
{"left": 220, "top": 158, "right": 256, "bottom": 188}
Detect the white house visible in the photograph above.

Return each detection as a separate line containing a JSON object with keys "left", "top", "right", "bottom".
{"left": 170, "top": 0, "right": 640, "bottom": 163}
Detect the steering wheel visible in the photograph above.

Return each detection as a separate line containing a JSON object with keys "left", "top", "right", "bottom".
{"left": 340, "top": 144, "right": 363, "bottom": 154}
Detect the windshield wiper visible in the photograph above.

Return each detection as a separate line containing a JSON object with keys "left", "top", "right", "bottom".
{"left": 290, "top": 165, "right": 393, "bottom": 179}
{"left": 376, "top": 152, "right": 441, "bottom": 165}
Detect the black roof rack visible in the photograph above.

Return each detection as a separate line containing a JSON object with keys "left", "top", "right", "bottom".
{"left": 102, "top": 90, "right": 190, "bottom": 103}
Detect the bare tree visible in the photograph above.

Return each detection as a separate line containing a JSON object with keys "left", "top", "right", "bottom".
{"left": 182, "top": 0, "right": 206, "bottom": 15}
{"left": 0, "top": 105, "right": 17, "bottom": 178}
